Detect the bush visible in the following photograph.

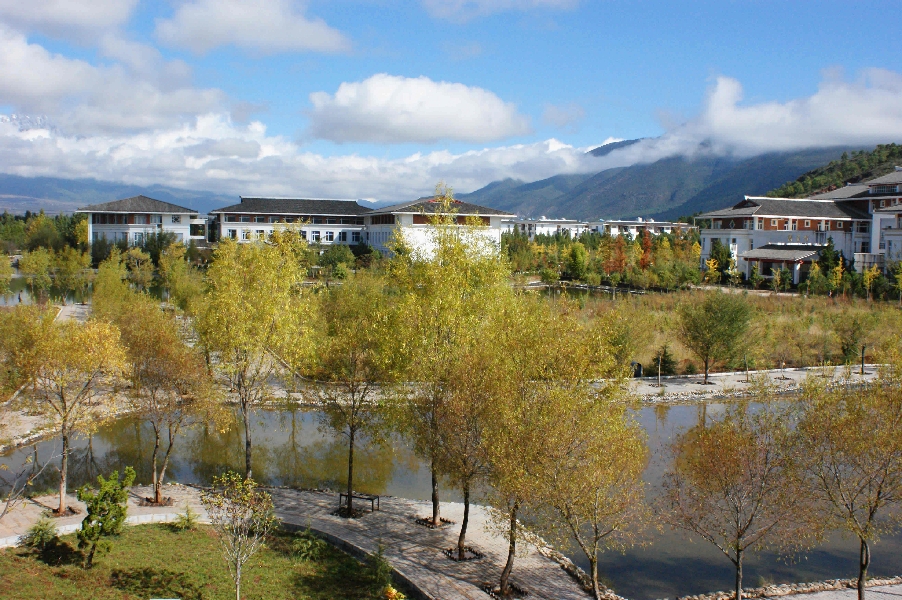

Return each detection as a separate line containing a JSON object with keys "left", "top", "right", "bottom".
{"left": 19, "top": 516, "right": 58, "bottom": 553}
{"left": 683, "top": 361, "right": 698, "bottom": 375}
{"left": 539, "top": 267, "right": 559, "bottom": 284}
{"left": 650, "top": 344, "right": 677, "bottom": 376}
{"left": 291, "top": 528, "right": 327, "bottom": 562}
{"left": 367, "top": 544, "right": 393, "bottom": 590}
{"left": 172, "top": 504, "right": 200, "bottom": 532}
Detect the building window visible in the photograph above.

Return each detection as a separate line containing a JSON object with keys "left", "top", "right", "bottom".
{"left": 804, "top": 220, "right": 811, "bottom": 228}
{"left": 254, "top": 216, "right": 266, "bottom": 223}
{"left": 338, "top": 231, "right": 347, "bottom": 242}
{"left": 370, "top": 214, "right": 395, "bottom": 225}
{"left": 300, "top": 230, "right": 307, "bottom": 239}
{"left": 311, "top": 231, "right": 321, "bottom": 242}
{"left": 352, "top": 231, "right": 361, "bottom": 243}
{"left": 242, "top": 230, "right": 251, "bottom": 240}
{"left": 256, "top": 230, "right": 265, "bottom": 240}
{"left": 873, "top": 185, "right": 898, "bottom": 194}
{"left": 226, "top": 215, "right": 237, "bottom": 222}
{"left": 326, "top": 231, "right": 334, "bottom": 242}
{"left": 134, "top": 232, "right": 144, "bottom": 245}
{"left": 227, "top": 229, "right": 237, "bottom": 239}
{"left": 240, "top": 216, "right": 251, "bottom": 223}
{"left": 880, "top": 200, "right": 886, "bottom": 208}
{"left": 171, "top": 215, "right": 181, "bottom": 224}
{"left": 771, "top": 219, "right": 778, "bottom": 227}
{"left": 837, "top": 221, "right": 843, "bottom": 229}
{"left": 150, "top": 215, "right": 162, "bottom": 224}
{"left": 134, "top": 215, "right": 148, "bottom": 225}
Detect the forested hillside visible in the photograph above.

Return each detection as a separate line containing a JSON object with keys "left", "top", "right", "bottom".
{"left": 766, "top": 143, "right": 902, "bottom": 198}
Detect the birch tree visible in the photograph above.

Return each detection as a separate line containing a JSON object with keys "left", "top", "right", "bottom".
{"left": 196, "top": 232, "right": 308, "bottom": 478}
{"left": 11, "top": 308, "right": 126, "bottom": 514}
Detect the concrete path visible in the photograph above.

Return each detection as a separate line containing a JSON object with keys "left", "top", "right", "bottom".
{"left": 765, "top": 585, "right": 902, "bottom": 600}
{"left": 631, "top": 364, "right": 881, "bottom": 403}
{"left": 53, "top": 303, "right": 91, "bottom": 323}
{"left": 270, "top": 488, "right": 589, "bottom": 600}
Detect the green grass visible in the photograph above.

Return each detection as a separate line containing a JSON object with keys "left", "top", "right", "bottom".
{"left": 0, "top": 524, "right": 397, "bottom": 600}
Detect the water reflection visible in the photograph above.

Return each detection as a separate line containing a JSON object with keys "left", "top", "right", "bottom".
{"left": 2, "top": 404, "right": 900, "bottom": 599}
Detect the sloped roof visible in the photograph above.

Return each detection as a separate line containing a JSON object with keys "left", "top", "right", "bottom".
{"left": 700, "top": 197, "right": 869, "bottom": 220}
{"left": 77, "top": 195, "right": 194, "bottom": 214}
{"left": 368, "top": 198, "right": 515, "bottom": 217}
{"left": 740, "top": 244, "right": 822, "bottom": 262}
{"left": 211, "top": 197, "right": 373, "bottom": 216}
{"left": 866, "top": 169, "right": 902, "bottom": 186}
{"left": 809, "top": 184, "right": 869, "bottom": 200}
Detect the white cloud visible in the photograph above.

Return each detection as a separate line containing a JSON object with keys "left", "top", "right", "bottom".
{"left": 307, "top": 74, "right": 532, "bottom": 144}
{"left": 422, "top": 0, "right": 577, "bottom": 21}
{"left": 0, "top": 26, "right": 223, "bottom": 134}
{"left": 155, "top": 0, "right": 350, "bottom": 55}
{"left": 594, "top": 69, "right": 902, "bottom": 169}
{"left": 0, "top": 113, "right": 600, "bottom": 200}
{"left": 542, "top": 102, "right": 585, "bottom": 130}
{"left": 0, "top": 0, "right": 137, "bottom": 40}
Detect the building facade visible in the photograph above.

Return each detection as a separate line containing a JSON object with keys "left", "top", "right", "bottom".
{"left": 77, "top": 195, "right": 207, "bottom": 246}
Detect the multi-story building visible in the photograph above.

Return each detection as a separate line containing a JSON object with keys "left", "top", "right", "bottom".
{"left": 503, "top": 217, "right": 589, "bottom": 240}
{"left": 77, "top": 195, "right": 208, "bottom": 246}
{"left": 365, "top": 199, "right": 515, "bottom": 255}
{"left": 209, "top": 197, "right": 370, "bottom": 245}
{"left": 588, "top": 218, "right": 695, "bottom": 238}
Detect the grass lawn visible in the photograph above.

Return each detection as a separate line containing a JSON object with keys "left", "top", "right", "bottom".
{"left": 0, "top": 524, "right": 400, "bottom": 600}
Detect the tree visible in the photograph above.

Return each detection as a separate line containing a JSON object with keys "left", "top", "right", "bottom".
{"left": 796, "top": 379, "right": 902, "bottom": 600}
{"left": 566, "top": 241, "right": 589, "bottom": 281}
{"left": 677, "top": 292, "right": 752, "bottom": 384}
{"left": 10, "top": 309, "right": 126, "bottom": 514}
{"left": 390, "top": 183, "right": 509, "bottom": 528}
{"left": 18, "top": 248, "right": 53, "bottom": 303}
{"left": 661, "top": 402, "right": 814, "bottom": 600}
{"left": 201, "top": 472, "right": 278, "bottom": 600}
{"left": 302, "top": 274, "right": 400, "bottom": 516}
{"left": 116, "top": 294, "right": 217, "bottom": 504}
{"left": 863, "top": 263, "right": 881, "bottom": 301}
{"left": 76, "top": 467, "right": 136, "bottom": 568}
{"left": 197, "top": 232, "right": 309, "bottom": 478}
{"left": 0, "top": 444, "right": 59, "bottom": 523}
{"left": 749, "top": 263, "right": 763, "bottom": 289}
{"left": 53, "top": 247, "right": 93, "bottom": 304}
{"left": 158, "top": 242, "right": 204, "bottom": 312}
{"left": 126, "top": 247, "right": 154, "bottom": 291}
{"left": 704, "top": 257, "right": 720, "bottom": 284}
{"left": 318, "top": 243, "right": 355, "bottom": 269}
{"left": 0, "top": 252, "right": 12, "bottom": 297}
{"left": 536, "top": 387, "right": 649, "bottom": 599}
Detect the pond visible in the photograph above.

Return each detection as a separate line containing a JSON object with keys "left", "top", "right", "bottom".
{"left": 2, "top": 403, "right": 900, "bottom": 599}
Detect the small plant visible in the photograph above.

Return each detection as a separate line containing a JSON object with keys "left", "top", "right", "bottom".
{"left": 683, "top": 361, "right": 698, "bottom": 375}
{"left": 291, "top": 527, "right": 327, "bottom": 562}
{"left": 172, "top": 504, "right": 200, "bottom": 532}
{"left": 367, "top": 543, "right": 394, "bottom": 592}
{"left": 19, "top": 516, "right": 58, "bottom": 553}
{"left": 77, "top": 467, "right": 136, "bottom": 568}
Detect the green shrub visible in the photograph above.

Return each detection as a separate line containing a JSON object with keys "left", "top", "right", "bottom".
{"left": 19, "top": 516, "right": 58, "bottom": 553}
{"left": 77, "top": 466, "right": 136, "bottom": 568}
{"left": 172, "top": 505, "right": 200, "bottom": 532}
{"left": 683, "top": 361, "right": 698, "bottom": 375}
{"left": 367, "top": 543, "right": 393, "bottom": 590}
{"left": 291, "top": 528, "right": 327, "bottom": 562}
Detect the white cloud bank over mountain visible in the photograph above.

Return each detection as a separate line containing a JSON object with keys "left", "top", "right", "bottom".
{"left": 307, "top": 74, "right": 532, "bottom": 143}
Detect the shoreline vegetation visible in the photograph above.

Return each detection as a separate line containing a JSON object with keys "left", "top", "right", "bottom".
{"left": 3, "top": 185, "right": 902, "bottom": 599}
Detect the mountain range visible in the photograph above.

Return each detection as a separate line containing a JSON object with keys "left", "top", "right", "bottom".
{"left": 458, "top": 144, "right": 864, "bottom": 221}
{"left": 0, "top": 143, "right": 868, "bottom": 220}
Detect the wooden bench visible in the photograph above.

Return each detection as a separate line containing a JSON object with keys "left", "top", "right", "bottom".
{"left": 338, "top": 492, "right": 380, "bottom": 512}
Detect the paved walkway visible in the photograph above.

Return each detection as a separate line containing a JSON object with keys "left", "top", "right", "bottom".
{"left": 767, "top": 586, "right": 902, "bottom": 600}
{"left": 270, "top": 488, "right": 589, "bottom": 600}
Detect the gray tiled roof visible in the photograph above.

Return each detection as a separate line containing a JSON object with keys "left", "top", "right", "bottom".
{"left": 369, "top": 198, "right": 515, "bottom": 217}
{"left": 77, "top": 195, "right": 194, "bottom": 214}
{"left": 699, "top": 197, "right": 869, "bottom": 220}
{"left": 212, "top": 197, "right": 373, "bottom": 216}
{"left": 866, "top": 169, "right": 902, "bottom": 186}
{"left": 740, "top": 244, "right": 822, "bottom": 262}
{"left": 809, "top": 184, "right": 869, "bottom": 200}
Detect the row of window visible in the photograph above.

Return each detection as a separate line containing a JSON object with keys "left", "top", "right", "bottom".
{"left": 92, "top": 231, "right": 184, "bottom": 244}
{"left": 872, "top": 185, "right": 899, "bottom": 195}
{"left": 226, "top": 229, "right": 361, "bottom": 243}
{"left": 223, "top": 215, "right": 365, "bottom": 225}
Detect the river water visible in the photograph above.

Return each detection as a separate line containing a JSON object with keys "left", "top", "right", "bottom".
{"left": 2, "top": 404, "right": 900, "bottom": 599}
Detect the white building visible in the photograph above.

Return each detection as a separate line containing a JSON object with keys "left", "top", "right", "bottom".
{"left": 504, "top": 217, "right": 589, "bottom": 240}
{"left": 78, "top": 195, "right": 207, "bottom": 246}
{"left": 209, "top": 197, "right": 370, "bottom": 245}
{"left": 364, "top": 199, "right": 515, "bottom": 255}
{"left": 588, "top": 218, "right": 695, "bottom": 238}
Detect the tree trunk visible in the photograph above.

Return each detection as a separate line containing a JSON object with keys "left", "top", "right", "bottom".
{"left": 243, "top": 403, "right": 253, "bottom": 479}
{"left": 58, "top": 428, "right": 69, "bottom": 514}
{"left": 151, "top": 424, "right": 161, "bottom": 504}
{"left": 735, "top": 549, "right": 743, "bottom": 600}
{"left": 499, "top": 502, "right": 518, "bottom": 595}
{"left": 156, "top": 425, "right": 176, "bottom": 504}
{"left": 346, "top": 428, "right": 355, "bottom": 515}
{"left": 704, "top": 358, "right": 710, "bottom": 384}
{"left": 458, "top": 482, "right": 470, "bottom": 560}
{"left": 858, "top": 537, "right": 870, "bottom": 600}
{"left": 236, "top": 562, "right": 242, "bottom": 600}
{"left": 590, "top": 553, "right": 601, "bottom": 600}
{"left": 431, "top": 458, "right": 441, "bottom": 527}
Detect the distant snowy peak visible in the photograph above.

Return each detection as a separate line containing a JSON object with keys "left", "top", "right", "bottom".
{"left": 0, "top": 114, "right": 57, "bottom": 133}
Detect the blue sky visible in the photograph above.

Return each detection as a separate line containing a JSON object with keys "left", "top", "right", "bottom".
{"left": 1, "top": 0, "right": 901, "bottom": 201}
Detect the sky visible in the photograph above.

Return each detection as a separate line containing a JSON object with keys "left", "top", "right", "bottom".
{"left": 1, "top": 0, "right": 902, "bottom": 203}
